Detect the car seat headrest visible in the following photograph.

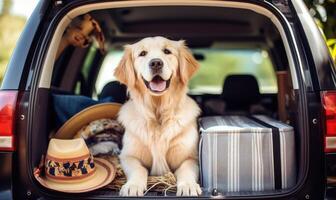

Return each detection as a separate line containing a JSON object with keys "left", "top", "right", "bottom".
{"left": 99, "top": 81, "right": 127, "bottom": 103}
{"left": 221, "top": 74, "right": 260, "bottom": 110}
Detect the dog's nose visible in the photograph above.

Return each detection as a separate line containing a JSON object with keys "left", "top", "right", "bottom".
{"left": 149, "top": 59, "right": 163, "bottom": 72}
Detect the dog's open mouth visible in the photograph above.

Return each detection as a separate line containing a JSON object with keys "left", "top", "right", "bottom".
{"left": 143, "top": 75, "right": 171, "bottom": 93}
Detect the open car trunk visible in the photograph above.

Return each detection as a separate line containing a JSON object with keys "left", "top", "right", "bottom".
{"left": 28, "top": 1, "right": 307, "bottom": 199}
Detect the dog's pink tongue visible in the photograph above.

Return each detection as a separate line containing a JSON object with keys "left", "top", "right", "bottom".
{"left": 149, "top": 80, "right": 166, "bottom": 92}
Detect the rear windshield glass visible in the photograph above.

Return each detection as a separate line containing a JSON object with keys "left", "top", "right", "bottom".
{"left": 95, "top": 48, "right": 277, "bottom": 95}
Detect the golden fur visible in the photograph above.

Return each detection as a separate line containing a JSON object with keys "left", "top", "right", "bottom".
{"left": 114, "top": 36, "right": 201, "bottom": 196}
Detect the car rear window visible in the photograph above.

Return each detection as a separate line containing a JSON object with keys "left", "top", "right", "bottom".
{"left": 95, "top": 48, "right": 277, "bottom": 95}
{"left": 189, "top": 48, "right": 277, "bottom": 94}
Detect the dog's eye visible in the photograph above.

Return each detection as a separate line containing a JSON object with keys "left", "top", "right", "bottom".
{"left": 163, "top": 48, "right": 171, "bottom": 55}
{"left": 139, "top": 51, "right": 147, "bottom": 57}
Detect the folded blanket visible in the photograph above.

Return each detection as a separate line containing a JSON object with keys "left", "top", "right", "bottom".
{"left": 75, "top": 118, "right": 124, "bottom": 155}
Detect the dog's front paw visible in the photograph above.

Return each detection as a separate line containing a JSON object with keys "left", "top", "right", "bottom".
{"left": 176, "top": 181, "right": 202, "bottom": 196}
{"left": 120, "top": 182, "right": 146, "bottom": 196}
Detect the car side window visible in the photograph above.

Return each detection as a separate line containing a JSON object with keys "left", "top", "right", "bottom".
{"left": 95, "top": 50, "right": 123, "bottom": 95}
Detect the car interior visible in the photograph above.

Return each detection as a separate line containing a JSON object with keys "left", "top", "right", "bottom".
{"left": 54, "top": 6, "right": 288, "bottom": 115}
{"left": 30, "top": 5, "right": 303, "bottom": 198}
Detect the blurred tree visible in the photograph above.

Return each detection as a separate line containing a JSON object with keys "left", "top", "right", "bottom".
{"left": 0, "top": 0, "right": 13, "bottom": 16}
{"left": 304, "top": 0, "right": 336, "bottom": 61}
{"left": 0, "top": 0, "right": 26, "bottom": 84}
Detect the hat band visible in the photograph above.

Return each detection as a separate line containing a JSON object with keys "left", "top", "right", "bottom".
{"left": 45, "top": 168, "right": 96, "bottom": 180}
{"left": 45, "top": 154, "right": 96, "bottom": 180}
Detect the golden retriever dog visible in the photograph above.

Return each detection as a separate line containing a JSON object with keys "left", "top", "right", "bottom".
{"left": 114, "top": 36, "right": 201, "bottom": 196}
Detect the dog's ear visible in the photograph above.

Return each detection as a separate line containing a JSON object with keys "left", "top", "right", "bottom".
{"left": 114, "top": 46, "right": 136, "bottom": 87}
{"left": 178, "top": 41, "right": 199, "bottom": 85}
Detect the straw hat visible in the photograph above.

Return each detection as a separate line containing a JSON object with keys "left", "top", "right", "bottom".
{"left": 34, "top": 138, "right": 115, "bottom": 193}
{"left": 55, "top": 103, "right": 121, "bottom": 139}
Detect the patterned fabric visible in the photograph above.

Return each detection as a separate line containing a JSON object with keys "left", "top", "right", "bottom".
{"left": 199, "top": 115, "right": 296, "bottom": 193}
{"left": 45, "top": 154, "right": 96, "bottom": 179}
{"left": 76, "top": 118, "right": 124, "bottom": 155}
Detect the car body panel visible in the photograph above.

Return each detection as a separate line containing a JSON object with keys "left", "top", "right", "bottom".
{"left": 291, "top": 0, "right": 336, "bottom": 91}
{"left": 0, "top": 0, "right": 335, "bottom": 199}
{"left": 0, "top": 153, "right": 13, "bottom": 200}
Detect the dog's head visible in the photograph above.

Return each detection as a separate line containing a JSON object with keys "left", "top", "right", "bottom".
{"left": 114, "top": 36, "right": 199, "bottom": 96}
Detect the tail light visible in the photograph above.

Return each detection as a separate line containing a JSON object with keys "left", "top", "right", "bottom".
{"left": 0, "top": 91, "right": 18, "bottom": 151}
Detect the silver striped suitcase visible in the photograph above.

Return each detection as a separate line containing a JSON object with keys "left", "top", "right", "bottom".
{"left": 199, "top": 115, "right": 296, "bottom": 193}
